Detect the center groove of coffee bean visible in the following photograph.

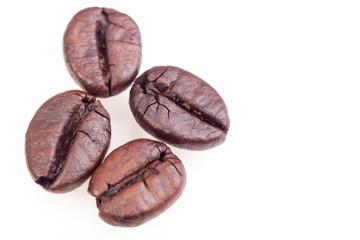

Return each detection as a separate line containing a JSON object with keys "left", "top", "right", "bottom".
{"left": 98, "top": 149, "right": 170, "bottom": 201}
{"left": 35, "top": 97, "right": 96, "bottom": 189}
{"left": 140, "top": 70, "right": 228, "bottom": 133}
{"left": 95, "top": 9, "right": 112, "bottom": 96}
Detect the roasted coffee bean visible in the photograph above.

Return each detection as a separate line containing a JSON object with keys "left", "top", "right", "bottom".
{"left": 25, "top": 90, "right": 111, "bottom": 193}
{"left": 63, "top": 7, "right": 142, "bottom": 97}
{"left": 129, "top": 66, "right": 230, "bottom": 150}
{"left": 88, "top": 139, "right": 186, "bottom": 227}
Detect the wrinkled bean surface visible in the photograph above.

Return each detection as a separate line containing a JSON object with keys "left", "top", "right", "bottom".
{"left": 129, "top": 66, "right": 230, "bottom": 150}
{"left": 63, "top": 7, "right": 142, "bottom": 97}
{"left": 88, "top": 139, "right": 186, "bottom": 227}
{"left": 25, "top": 90, "right": 111, "bottom": 193}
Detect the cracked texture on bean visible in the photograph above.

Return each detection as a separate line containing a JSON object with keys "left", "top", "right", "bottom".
{"left": 129, "top": 66, "right": 230, "bottom": 150}
{"left": 25, "top": 90, "right": 111, "bottom": 193}
{"left": 63, "top": 7, "right": 142, "bottom": 97}
{"left": 88, "top": 139, "right": 186, "bottom": 227}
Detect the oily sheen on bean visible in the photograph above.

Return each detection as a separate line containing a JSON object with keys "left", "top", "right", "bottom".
{"left": 129, "top": 66, "right": 230, "bottom": 150}
{"left": 63, "top": 7, "right": 142, "bottom": 97}
{"left": 88, "top": 139, "right": 186, "bottom": 227}
{"left": 25, "top": 90, "right": 111, "bottom": 193}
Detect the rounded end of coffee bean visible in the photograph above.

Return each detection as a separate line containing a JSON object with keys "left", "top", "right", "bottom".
{"left": 88, "top": 139, "right": 186, "bottom": 227}
{"left": 25, "top": 90, "right": 111, "bottom": 193}
{"left": 129, "top": 65, "right": 230, "bottom": 150}
{"left": 63, "top": 7, "right": 142, "bottom": 98}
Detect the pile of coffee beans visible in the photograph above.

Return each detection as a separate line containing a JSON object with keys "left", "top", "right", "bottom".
{"left": 25, "top": 7, "right": 230, "bottom": 227}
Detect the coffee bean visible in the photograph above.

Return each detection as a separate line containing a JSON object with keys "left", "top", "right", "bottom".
{"left": 25, "top": 90, "right": 111, "bottom": 193}
{"left": 129, "top": 66, "right": 230, "bottom": 150}
{"left": 88, "top": 139, "right": 186, "bottom": 227}
{"left": 63, "top": 7, "right": 142, "bottom": 97}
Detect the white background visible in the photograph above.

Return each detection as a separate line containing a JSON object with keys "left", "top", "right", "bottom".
{"left": 1, "top": 0, "right": 360, "bottom": 239}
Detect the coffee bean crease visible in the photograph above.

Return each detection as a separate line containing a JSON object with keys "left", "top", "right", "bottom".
{"left": 130, "top": 66, "right": 230, "bottom": 150}
{"left": 95, "top": 10, "right": 112, "bottom": 95}
{"left": 141, "top": 68, "right": 228, "bottom": 133}
{"left": 88, "top": 139, "right": 186, "bottom": 227}
{"left": 99, "top": 146, "right": 177, "bottom": 200}
{"left": 63, "top": 7, "right": 142, "bottom": 97}
{"left": 26, "top": 90, "right": 111, "bottom": 192}
{"left": 36, "top": 98, "right": 95, "bottom": 188}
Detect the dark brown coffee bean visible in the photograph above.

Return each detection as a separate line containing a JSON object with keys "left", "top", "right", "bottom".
{"left": 63, "top": 7, "right": 142, "bottom": 97}
{"left": 129, "top": 66, "right": 230, "bottom": 150}
{"left": 88, "top": 139, "right": 186, "bottom": 227}
{"left": 25, "top": 90, "right": 111, "bottom": 193}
